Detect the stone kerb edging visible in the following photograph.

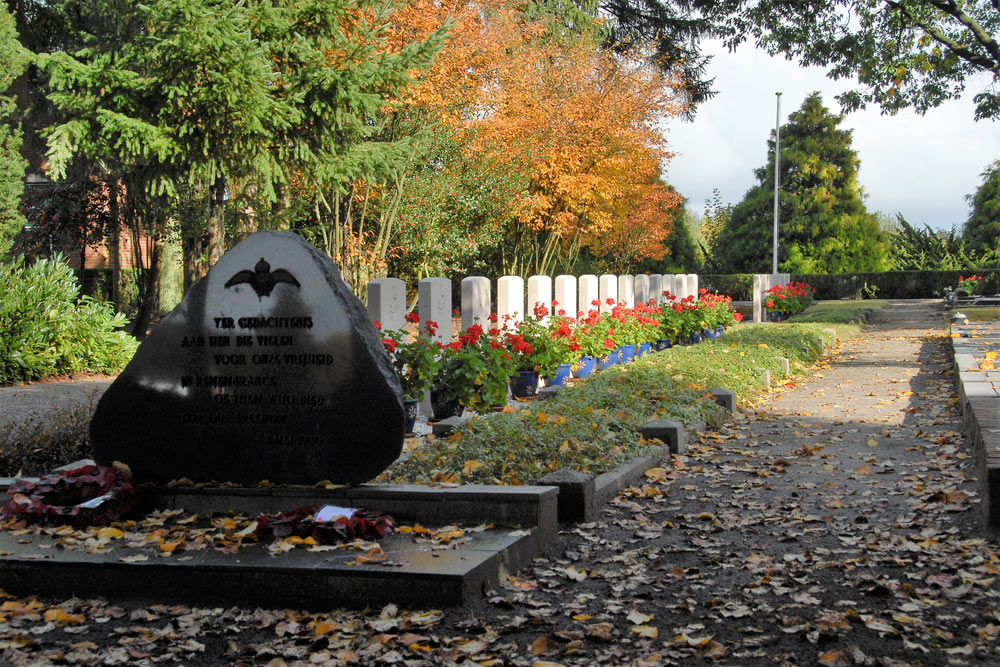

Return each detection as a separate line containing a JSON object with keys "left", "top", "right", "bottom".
{"left": 536, "top": 388, "right": 734, "bottom": 523}
{"left": 950, "top": 323, "right": 1000, "bottom": 527}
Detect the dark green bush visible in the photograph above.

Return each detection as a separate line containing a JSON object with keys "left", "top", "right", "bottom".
{"left": 0, "top": 248, "right": 138, "bottom": 384}
{"left": 701, "top": 274, "right": 755, "bottom": 300}
{"left": 791, "top": 270, "right": 1000, "bottom": 300}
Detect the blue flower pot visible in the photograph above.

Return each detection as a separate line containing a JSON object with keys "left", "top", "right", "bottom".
{"left": 654, "top": 339, "right": 671, "bottom": 352}
{"left": 509, "top": 369, "right": 539, "bottom": 399}
{"left": 547, "top": 363, "right": 573, "bottom": 387}
{"left": 597, "top": 354, "right": 616, "bottom": 371}
{"left": 403, "top": 398, "right": 419, "bottom": 434}
{"left": 574, "top": 356, "right": 596, "bottom": 378}
{"left": 638, "top": 342, "right": 652, "bottom": 357}
{"left": 621, "top": 344, "right": 637, "bottom": 362}
{"left": 429, "top": 389, "right": 463, "bottom": 420}
{"left": 691, "top": 333, "right": 702, "bottom": 344}
{"left": 704, "top": 329, "right": 718, "bottom": 339}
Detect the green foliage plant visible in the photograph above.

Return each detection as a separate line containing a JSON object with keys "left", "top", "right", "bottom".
{"left": 378, "top": 315, "right": 440, "bottom": 401}
{"left": 501, "top": 303, "right": 567, "bottom": 376}
{"left": 432, "top": 331, "right": 495, "bottom": 411}
{"left": 764, "top": 281, "right": 816, "bottom": 316}
{"left": 0, "top": 247, "right": 137, "bottom": 384}
{"left": 467, "top": 322, "right": 518, "bottom": 409}
{"left": 0, "top": 7, "right": 29, "bottom": 245}
{"left": 573, "top": 306, "right": 617, "bottom": 359}
{"left": 957, "top": 274, "right": 985, "bottom": 294}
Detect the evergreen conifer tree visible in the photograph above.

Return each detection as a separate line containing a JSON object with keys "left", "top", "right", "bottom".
{"left": 715, "top": 92, "right": 888, "bottom": 273}
{"left": 0, "top": 8, "right": 29, "bottom": 246}
{"left": 964, "top": 161, "right": 1000, "bottom": 256}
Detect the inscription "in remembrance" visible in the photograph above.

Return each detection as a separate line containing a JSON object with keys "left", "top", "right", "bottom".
{"left": 177, "top": 313, "right": 329, "bottom": 431}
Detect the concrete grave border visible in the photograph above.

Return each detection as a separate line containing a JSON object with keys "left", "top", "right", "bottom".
{"left": 950, "top": 322, "right": 1000, "bottom": 528}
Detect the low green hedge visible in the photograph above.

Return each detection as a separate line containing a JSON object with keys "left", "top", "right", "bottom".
{"left": 381, "top": 321, "right": 857, "bottom": 486}
{"left": 791, "top": 270, "right": 1000, "bottom": 300}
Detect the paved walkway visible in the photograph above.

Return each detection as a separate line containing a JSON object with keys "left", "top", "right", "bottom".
{"left": 1, "top": 300, "right": 997, "bottom": 666}
{"left": 0, "top": 374, "right": 112, "bottom": 427}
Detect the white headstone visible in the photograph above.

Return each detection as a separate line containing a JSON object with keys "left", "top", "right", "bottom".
{"left": 649, "top": 274, "right": 663, "bottom": 303}
{"left": 579, "top": 274, "right": 599, "bottom": 315}
{"left": 418, "top": 277, "right": 451, "bottom": 344}
{"left": 752, "top": 274, "right": 765, "bottom": 323}
{"left": 634, "top": 274, "right": 650, "bottom": 305}
{"left": 686, "top": 274, "right": 698, "bottom": 300}
{"left": 461, "top": 276, "right": 491, "bottom": 331}
{"left": 659, "top": 274, "right": 673, "bottom": 301}
{"left": 618, "top": 275, "right": 635, "bottom": 308}
{"left": 527, "top": 275, "right": 553, "bottom": 323}
{"left": 497, "top": 275, "right": 525, "bottom": 328}
{"left": 599, "top": 274, "right": 618, "bottom": 313}
{"left": 673, "top": 274, "right": 689, "bottom": 300}
{"left": 367, "top": 277, "right": 407, "bottom": 334}
{"left": 554, "top": 275, "right": 577, "bottom": 320}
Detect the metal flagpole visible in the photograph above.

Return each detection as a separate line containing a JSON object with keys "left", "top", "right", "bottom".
{"left": 773, "top": 92, "right": 782, "bottom": 275}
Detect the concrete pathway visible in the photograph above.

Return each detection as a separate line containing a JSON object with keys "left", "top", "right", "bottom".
{"left": 0, "top": 375, "right": 112, "bottom": 427}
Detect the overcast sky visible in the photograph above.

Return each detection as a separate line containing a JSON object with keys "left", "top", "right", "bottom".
{"left": 662, "top": 40, "right": 1000, "bottom": 231}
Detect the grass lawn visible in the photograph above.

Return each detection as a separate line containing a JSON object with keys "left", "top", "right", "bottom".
{"left": 787, "top": 299, "right": 887, "bottom": 324}
{"left": 954, "top": 307, "right": 1000, "bottom": 322}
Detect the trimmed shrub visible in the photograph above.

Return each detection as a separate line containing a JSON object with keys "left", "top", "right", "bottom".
{"left": 791, "top": 270, "right": 1000, "bottom": 300}
{"left": 0, "top": 249, "right": 138, "bottom": 384}
{"left": 700, "top": 274, "right": 755, "bottom": 300}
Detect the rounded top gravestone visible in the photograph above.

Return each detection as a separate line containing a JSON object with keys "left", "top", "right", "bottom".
{"left": 90, "top": 231, "right": 404, "bottom": 485}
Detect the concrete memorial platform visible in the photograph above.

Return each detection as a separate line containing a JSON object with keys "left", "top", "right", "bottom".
{"left": 0, "top": 472, "right": 558, "bottom": 608}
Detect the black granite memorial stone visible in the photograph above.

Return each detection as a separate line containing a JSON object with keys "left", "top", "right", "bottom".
{"left": 90, "top": 231, "right": 404, "bottom": 485}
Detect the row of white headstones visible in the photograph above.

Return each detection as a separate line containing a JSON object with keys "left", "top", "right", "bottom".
{"left": 366, "top": 272, "right": 792, "bottom": 344}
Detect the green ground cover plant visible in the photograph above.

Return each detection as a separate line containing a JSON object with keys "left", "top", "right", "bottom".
{"left": 0, "top": 249, "right": 137, "bottom": 384}
{"left": 381, "top": 321, "right": 859, "bottom": 486}
{"left": 787, "top": 299, "right": 887, "bottom": 324}
{"left": 0, "top": 400, "right": 98, "bottom": 476}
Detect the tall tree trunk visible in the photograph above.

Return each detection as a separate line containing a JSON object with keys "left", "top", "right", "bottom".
{"left": 207, "top": 177, "right": 226, "bottom": 268}
{"left": 107, "top": 178, "right": 122, "bottom": 309}
{"left": 132, "top": 214, "right": 166, "bottom": 339}
{"left": 182, "top": 231, "right": 205, "bottom": 294}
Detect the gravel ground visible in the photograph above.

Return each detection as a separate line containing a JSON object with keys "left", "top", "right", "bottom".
{"left": 2, "top": 300, "right": 999, "bottom": 666}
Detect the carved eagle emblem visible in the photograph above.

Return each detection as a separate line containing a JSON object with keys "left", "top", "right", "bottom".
{"left": 224, "top": 258, "right": 300, "bottom": 298}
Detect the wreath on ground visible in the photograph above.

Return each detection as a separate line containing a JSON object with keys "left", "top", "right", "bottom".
{"left": 2, "top": 465, "right": 139, "bottom": 527}
{"left": 256, "top": 505, "right": 394, "bottom": 544}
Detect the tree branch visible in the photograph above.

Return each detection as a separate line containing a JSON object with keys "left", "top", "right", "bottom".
{"left": 883, "top": 0, "right": 1000, "bottom": 76}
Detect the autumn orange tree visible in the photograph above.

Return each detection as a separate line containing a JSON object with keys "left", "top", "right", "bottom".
{"left": 314, "top": 0, "right": 691, "bottom": 290}
{"left": 478, "top": 34, "right": 689, "bottom": 276}
{"left": 588, "top": 176, "right": 684, "bottom": 273}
